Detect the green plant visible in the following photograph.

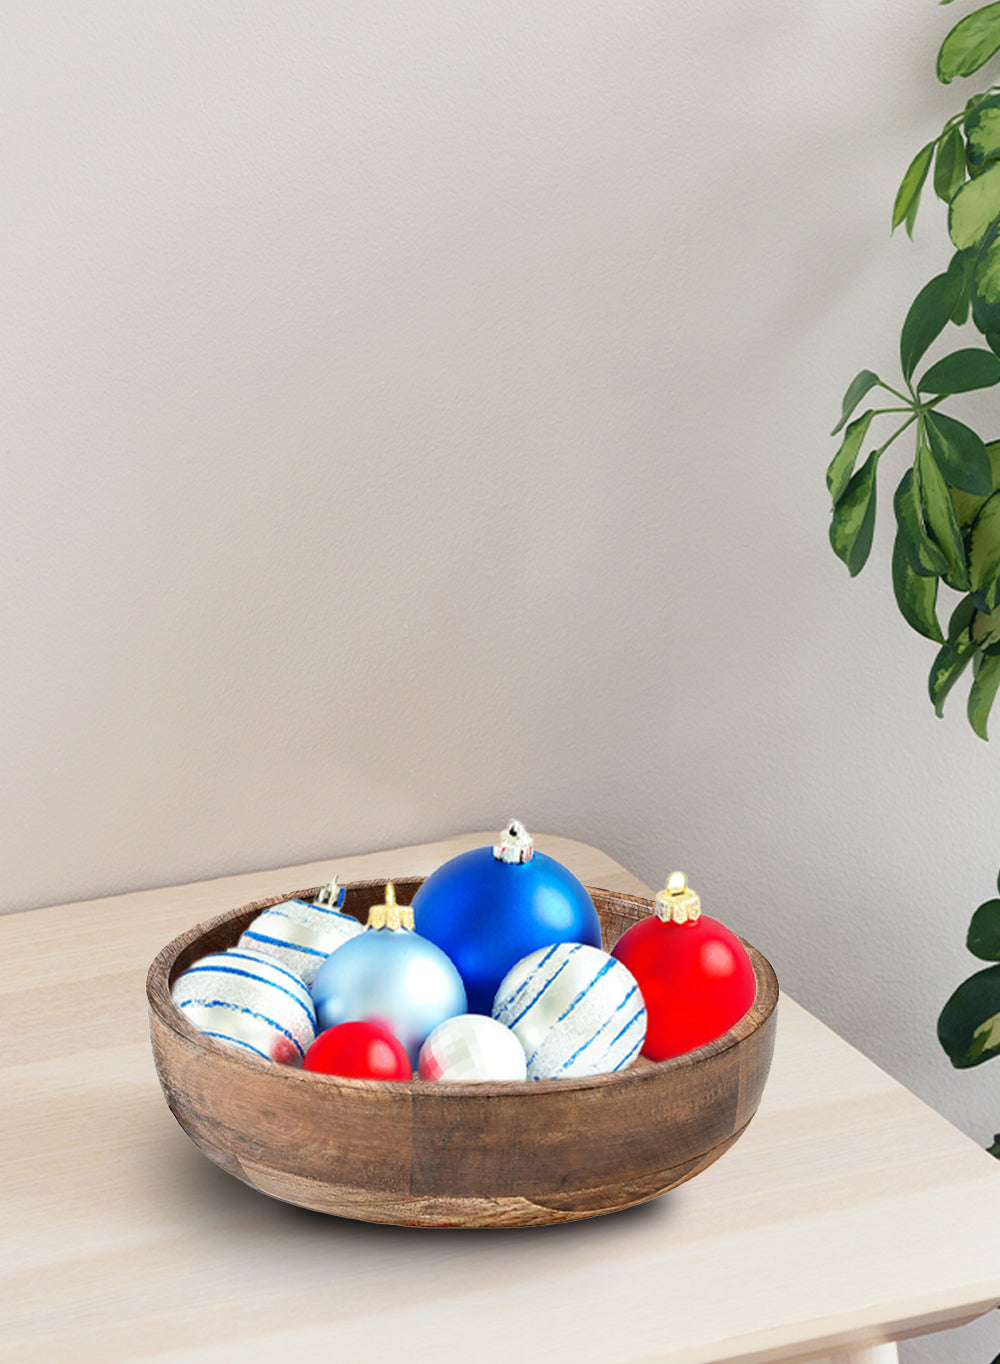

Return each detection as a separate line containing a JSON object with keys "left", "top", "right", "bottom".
{"left": 829, "top": 6, "right": 1000, "bottom": 1229}
{"left": 827, "top": 2, "right": 1000, "bottom": 739}
{"left": 939, "top": 869, "right": 1000, "bottom": 1070}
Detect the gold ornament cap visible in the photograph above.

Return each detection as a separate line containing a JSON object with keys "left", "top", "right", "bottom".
{"left": 655, "top": 871, "right": 702, "bottom": 925}
{"left": 493, "top": 819, "right": 535, "bottom": 864}
{"left": 366, "top": 882, "right": 414, "bottom": 932}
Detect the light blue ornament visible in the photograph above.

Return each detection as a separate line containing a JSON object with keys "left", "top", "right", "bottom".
{"left": 310, "top": 883, "right": 467, "bottom": 1067}
{"left": 411, "top": 821, "right": 602, "bottom": 1014}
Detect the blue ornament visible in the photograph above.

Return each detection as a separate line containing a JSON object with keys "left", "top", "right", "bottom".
{"left": 310, "top": 883, "right": 467, "bottom": 1067}
{"left": 410, "top": 821, "right": 602, "bottom": 1014}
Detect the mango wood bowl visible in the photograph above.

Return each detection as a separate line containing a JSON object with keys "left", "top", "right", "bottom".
{"left": 147, "top": 878, "right": 778, "bottom": 1229}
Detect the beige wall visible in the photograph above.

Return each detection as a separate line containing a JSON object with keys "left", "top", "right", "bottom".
{"left": 5, "top": 6, "right": 999, "bottom": 1357}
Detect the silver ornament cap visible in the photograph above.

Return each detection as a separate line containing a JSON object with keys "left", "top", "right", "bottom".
{"left": 493, "top": 819, "right": 534, "bottom": 864}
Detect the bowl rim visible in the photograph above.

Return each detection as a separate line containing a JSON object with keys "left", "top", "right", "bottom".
{"left": 147, "top": 878, "right": 779, "bottom": 1099}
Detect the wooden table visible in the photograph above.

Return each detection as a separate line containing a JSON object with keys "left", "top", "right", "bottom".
{"left": 5, "top": 834, "right": 1000, "bottom": 1364}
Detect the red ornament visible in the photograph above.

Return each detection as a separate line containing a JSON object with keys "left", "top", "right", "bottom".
{"left": 303, "top": 1021, "right": 412, "bottom": 1081}
{"left": 611, "top": 872, "right": 756, "bottom": 1060}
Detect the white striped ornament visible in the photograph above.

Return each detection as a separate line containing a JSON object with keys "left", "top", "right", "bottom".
{"left": 491, "top": 942, "right": 646, "bottom": 1080}
{"left": 238, "top": 897, "right": 364, "bottom": 986}
{"left": 171, "top": 947, "right": 317, "bottom": 1065}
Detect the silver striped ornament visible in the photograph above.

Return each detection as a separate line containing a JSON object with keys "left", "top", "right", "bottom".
{"left": 491, "top": 942, "right": 646, "bottom": 1080}
{"left": 238, "top": 895, "right": 363, "bottom": 986}
{"left": 171, "top": 947, "right": 317, "bottom": 1065}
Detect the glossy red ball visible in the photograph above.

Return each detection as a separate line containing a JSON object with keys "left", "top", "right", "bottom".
{"left": 303, "top": 1021, "right": 412, "bottom": 1081}
{"left": 611, "top": 914, "right": 756, "bottom": 1060}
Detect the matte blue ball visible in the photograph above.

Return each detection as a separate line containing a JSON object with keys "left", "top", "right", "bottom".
{"left": 310, "top": 927, "right": 467, "bottom": 1067}
{"left": 411, "top": 848, "right": 602, "bottom": 1014}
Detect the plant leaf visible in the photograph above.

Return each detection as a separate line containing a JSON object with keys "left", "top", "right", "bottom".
{"left": 919, "top": 440, "right": 973, "bottom": 588}
{"left": 949, "top": 161, "right": 1000, "bottom": 251}
{"left": 829, "top": 450, "right": 879, "bottom": 577}
{"left": 929, "top": 597, "right": 976, "bottom": 715}
{"left": 938, "top": 963, "right": 1000, "bottom": 1067}
{"left": 892, "top": 533, "right": 944, "bottom": 641}
{"left": 893, "top": 141, "right": 935, "bottom": 235}
{"left": 953, "top": 438, "right": 1000, "bottom": 526}
{"left": 969, "top": 650, "right": 1000, "bottom": 736}
{"left": 971, "top": 218, "right": 1000, "bottom": 332}
{"left": 938, "top": 2, "right": 1000, "bottom": 82}
{"left": 929, "top": 638, "right": 975, "bottom": 716}
{"left": 827, "top": 410, "right": 876, "bottom": 503}
{"left": 970, "top": 491, "right": 1000, "bottom": 610}
{"left": 936, "top": 125, "right": 969, "bottom": 202}
{"left": 925, "top": 410, "right": 995, "bottom": 495}
{"left": 918, "top": 347, "right": 1000, "bottom": 394}
{"left": 973, "top": 606, "right": 1000, "bottom": 650}
{"left": 949, "top": 247, "right": 974, "bottom": 325}
{"left": 900, "top": 272, "right": 964, "bottom": 382}
{"left": 950, "top": 592, "right": 978, "bottom": 644}
{"left": 965, "top": 93, "right": 1000, "bottom": 172}
{"left": 968, "top": 899, "right": 1000, "bottom": 960}
{"left": 894, "top": 467, "right": 949, "bottom": 576}
{"left": 831, "top": 370, "right": 881, "bottom": 436}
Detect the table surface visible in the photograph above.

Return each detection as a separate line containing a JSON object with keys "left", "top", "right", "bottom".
{"left": 5, "top": 833, "right": 1000, "bottom": 1364}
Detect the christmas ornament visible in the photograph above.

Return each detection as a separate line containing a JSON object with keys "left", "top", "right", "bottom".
{"left": 491, "top": 942, "right": 645, "bottom": 1080}
{"left": 303, "top": 1021, "right": 412, "bottom": 1081}
{"left": 611, "top": 872, "right": 756, "bottom": 1060}
{"left": 418, "top": 1013, "right": 527, "bottom": 1083}
{"left": 411, "top": 820, "right": 602, "bottom": 1013}
{"left": 171, "top": 947, "right": 317, "bottom": 1065}
{"left": 237, "top": 876, "right": 363, "bottom": 985}
{"left": 310, "top": 883, "right": 467, "bottom": 1066}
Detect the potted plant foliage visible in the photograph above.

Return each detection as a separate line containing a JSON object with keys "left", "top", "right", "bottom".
{"left": 826, "top": 2, "right": 1000, "bottom": 1138}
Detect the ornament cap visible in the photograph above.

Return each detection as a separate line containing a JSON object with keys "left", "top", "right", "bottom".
{"left": 655, "top": 872, "right": 702, "bottom": 925}
{"left": 493, "top": 820, "right": 534, "bottom": 864}
{"left": 313, "top": 875, "right": 344, "bottom": 909}
{"left": 366, "top": 881, "right": 415, "bottom": 932}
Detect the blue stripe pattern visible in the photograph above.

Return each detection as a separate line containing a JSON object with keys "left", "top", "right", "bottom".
{"left": 499, "top": 942, "right": 562, "bottom": 1014}
{"left": 240, "top": 930, "right": 327, "bottom": 959}
{"left": 180, "top": 960, "right": 314, "bottom": 1024}
{"left": 551, "top": 956, "right": 616, "bottom": 1027}
{"left": 173, "top": 997, "right": 309, "bottom": 1059}
{"left": 223, "top": 948, "right": 312, "bottom": 989}
{"left": 548, "top": 992, "right": 644, "bottom": 1076}
{"left": 198, "top": 1031, "right": 273, "bottom": 1061}
{"left": 504, "top": 944, "right": 581, "bottom": 1029}
{"left": 613, "top": 1034, "right": 645, "bottom": 1071}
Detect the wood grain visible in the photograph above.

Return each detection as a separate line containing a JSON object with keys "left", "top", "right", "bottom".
{"left": 146, "top": 878, "right": 779, "bottom": 1227}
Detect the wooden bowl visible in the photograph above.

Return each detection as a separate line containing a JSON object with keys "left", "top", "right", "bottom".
{"left": 147, "top": 878, "right": 778, "bottom": 1228}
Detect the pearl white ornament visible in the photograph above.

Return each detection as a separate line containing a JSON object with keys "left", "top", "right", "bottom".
{"left": 418, "top": 1014, "right": 527, "bottom": 1082}
{"left": 171, "top": 947, "right": 317, "bottom": 1065}
{"left": 238, "top": 888, "right": 363, "bottom": 986}
{"left": 491, "top": 942, "right": 646, "bottom": 1080}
